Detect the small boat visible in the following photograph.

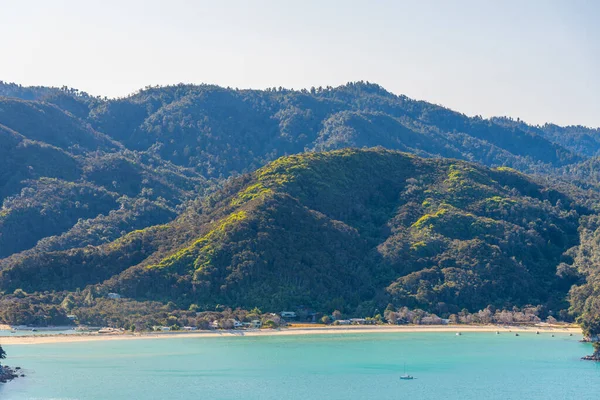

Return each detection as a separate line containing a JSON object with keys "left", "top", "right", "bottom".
{"left": 515, "top": 333, "right": 519, "bottom": 337}
{"left": 400, "top": 363, "right": 414, "bottom": 380}
{"left": 496, "top": 331, "right": 500, "bottom": 335}
{"left": 456, "top": 332, "right": 461, "bottom": 336}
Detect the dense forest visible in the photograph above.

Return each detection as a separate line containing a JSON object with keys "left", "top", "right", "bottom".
{"left": 1, "top": 81, "right": 600, "bottom": 338}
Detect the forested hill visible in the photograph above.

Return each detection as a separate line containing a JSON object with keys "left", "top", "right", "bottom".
{"left": 87, "top": 83, "right": 586, "bottom": 176}
{"left": 1, "top": 80, "right": 595, "bottom": 262}
{"left": 1, "top": 81, "right": 600, "bottom": 333}
{"left": 0, "top": 149, "right": 585, "bottom": 315}
{"left": 0, "top": 93, "right": 210, "bottom": 259}
{"left": 1, "top": 81, "right": 592, "bottom": 176}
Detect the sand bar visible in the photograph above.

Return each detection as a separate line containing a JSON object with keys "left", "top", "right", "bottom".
{"left": 0, "top": 324, "right": 581, "bottom": 345}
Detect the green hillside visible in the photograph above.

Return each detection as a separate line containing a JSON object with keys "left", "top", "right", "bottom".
{"left": 1, "top": 81, "right": 600, "bottom": 334}
{"left": 0, "top": 149, "right": 582, "bottom": 317}
{"left": 0, "top": 92, "right": 209, "bottom": 260}
{"left": 0, "top": 81, "right": 589, "bottom": 262}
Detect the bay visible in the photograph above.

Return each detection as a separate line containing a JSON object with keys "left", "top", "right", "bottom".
{"left": 1, "top": 332, "right": 599, "bottom": 399}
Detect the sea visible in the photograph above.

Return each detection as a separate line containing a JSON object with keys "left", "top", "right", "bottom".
{"left": 1, "top": 331, "right": 599, "bottom": 400}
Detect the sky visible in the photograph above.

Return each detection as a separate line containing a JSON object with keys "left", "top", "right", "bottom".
{"left": 0, "top": 0, "right": 598, "bottom": 127}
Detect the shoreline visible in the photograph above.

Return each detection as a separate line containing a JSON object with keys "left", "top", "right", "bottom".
{"left": 0, "top": 324, "right": 581, "bottom": 345}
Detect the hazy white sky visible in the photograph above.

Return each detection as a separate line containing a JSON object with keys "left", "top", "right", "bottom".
{"left": 1, "top": 0, "right": 598, "bottom": 127}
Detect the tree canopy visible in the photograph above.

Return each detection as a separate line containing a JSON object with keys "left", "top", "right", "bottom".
{"left": 1, "top": 81, "right": 600, "bottom": 330}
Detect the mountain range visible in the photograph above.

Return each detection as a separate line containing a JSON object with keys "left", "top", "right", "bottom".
{"left": 1, "top": 80, "right": 599, "bottom": 335}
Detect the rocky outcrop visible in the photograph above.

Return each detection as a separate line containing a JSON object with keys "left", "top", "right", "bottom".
{"left": 581, "top": 334, "right": 600, "bottom": 343}
{"left": 582, "top": 354, "right": 600, "bottom": 361}
{"left": 581, "top": 338, "right": 600, "bottom": 361}
{"left": 0, "top": 365, "right": 22, "bottom": 383}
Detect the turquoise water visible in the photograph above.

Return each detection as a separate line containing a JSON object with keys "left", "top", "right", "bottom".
{"left": 1, "top": 332, "right": 599, "bottom": 400}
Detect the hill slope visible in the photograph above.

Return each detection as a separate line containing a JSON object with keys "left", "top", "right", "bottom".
{"left": 0, "top": 149, "right": 582, "bottom": 315}
{"left": 0, "top": 81, "right": 599, "bottom": 328}
{"left": 88, "top": 83, "right": 581, "bottom": 176}
{"left": 0, "top": 80, "right": 588, "bottom": 262}
{"left": 0, "top": 94, "right": 209, "bottom": 259}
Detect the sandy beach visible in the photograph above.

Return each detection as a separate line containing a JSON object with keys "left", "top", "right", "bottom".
{"left": 0, "top": 324, "right": 581, "bottom": 345}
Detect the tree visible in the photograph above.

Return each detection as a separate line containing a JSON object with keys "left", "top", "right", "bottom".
{"left": 332, "top": 310, "right": 342, "bottom": 320}
{"left": 61, "top": 294, "right": 75, "bottom": 312}
{"left": 385, "top": 311, "right": 398, "bottom": 325}
{"left": 0, "top": 344, "right": 6, "bottom": 363}
{"left": 477, "top": 308, "right": 493, "bottom": 324}
{"left": 263, "top": 320, "right": 278, "bottom": 329}
{"left": 321, "top": 316, "right": 332, "bottom": 325}
{"left": 219, "top": 319, "right": 235, "bottom": 330}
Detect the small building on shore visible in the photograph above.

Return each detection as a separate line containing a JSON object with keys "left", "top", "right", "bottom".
{"left": 251, "top": 320, "right": 262, "bottom": 329}
{"left": 335, "top": 320, "right": 351, "bottom": 325}
{"left": 182, "top": 326, "right": 198, "bottom": 331}
{"left": 151, "top": 326, "right": 171, "bottom": 332}
{"left": 280, "top": 311, "right": 297, "bottom": 319}
{"left": 107, "top": 293, "right": 121, "bottom": 299}
{"left": 98, "top": 327, "right": 123, "bottom": 334}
